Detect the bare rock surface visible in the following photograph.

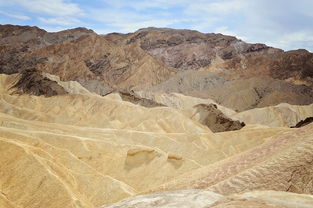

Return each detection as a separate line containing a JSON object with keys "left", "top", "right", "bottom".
{"left": 126, "top": 27, "right": 279, "bottom": 71}
{"left": 10, "top": 68, "right": 67, "bottom": 97}
{"left": 292, "top": 117, "right": 313, "bottom": 128}
{"left": 194, "top": 104, "right": 245, "bottom": 132}
{"left": 118, "top": 91, "right": 165, "bottom": 108}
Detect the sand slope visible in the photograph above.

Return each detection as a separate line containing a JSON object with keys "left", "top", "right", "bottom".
{"left": 1, "top": 74, "right": 294, "bottom": 207}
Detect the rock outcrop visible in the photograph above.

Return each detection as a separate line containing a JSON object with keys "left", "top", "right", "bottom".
{"left": 10, "top": 68, "right": 67, "bottom": 97}
{"left": 291, "top": 117, "right": 313, "bottom": 128}
{"left": 193, "top": 104, "right": 245, "bottom": 132}
{"left": 118, "top": 91, "right": 164, "bottom": 108}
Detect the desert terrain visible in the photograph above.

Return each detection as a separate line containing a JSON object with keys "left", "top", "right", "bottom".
{"left": 0, "top": 25, "right": 313, "bottom": 208}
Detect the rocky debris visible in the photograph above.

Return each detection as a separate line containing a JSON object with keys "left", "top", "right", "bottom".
{"left": 291, "top": 117, "right": 313, "bottom": 128}
{"left": 11, "top": 68, "right": 67, "bottom": 97}
{"left": 194, "top": 104, "right": 245, "bottom": 132}
{"left": 118, "top": 91, "right": 165, "bottom": 108}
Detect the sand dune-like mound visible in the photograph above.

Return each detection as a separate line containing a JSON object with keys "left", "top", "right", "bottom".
{"left": 134, "top": 91, "right": 236, "bottom": 116}
{"left": 232, "top": 103, "right": 313, "bottom": 127}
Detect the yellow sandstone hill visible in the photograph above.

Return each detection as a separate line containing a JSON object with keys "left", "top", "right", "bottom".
{"left": 0, "top": 73, "right": 304, "bottom": 208}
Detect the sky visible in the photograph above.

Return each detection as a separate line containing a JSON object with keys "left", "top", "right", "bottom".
{"left": 0, "top": 0, "right": 313, "bottom": 51}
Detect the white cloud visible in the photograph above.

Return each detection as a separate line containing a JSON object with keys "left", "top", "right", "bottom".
{"left": 0, "top": 0, "right": 84, "bottom": 27}
{"left": 38, "top": 17, "right": 81, "bottom": 26}
{"left": 8, "top": 0, "right": 83, "bottom": 16}
{"left": 0, "top": 10, "right": 30, "bottom": 20}
{"left": 87, "top": 7, "right": 189, "bottom": 33}
{"left": 102, "top": 0, "right": 190, "bottom": 10}
{"left": 111, "top": 19, "right": 184, "bottom": 33}
{"left": 264, "top": 31, "right": 313, "bottom": 51}
{"left": 186, "top": 0, "right": 246, "bottom": 16}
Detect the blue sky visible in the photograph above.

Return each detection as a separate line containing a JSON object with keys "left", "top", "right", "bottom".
{"left": 0, "top": 0, "right": 313, "bottom": 51}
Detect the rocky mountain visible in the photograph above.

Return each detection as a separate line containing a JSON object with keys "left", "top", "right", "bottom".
{"left": 0, "top": 25, "right": 95, "bottom": 74}
{"left": 1, "top": 24, "right": 312, "bottom": 110}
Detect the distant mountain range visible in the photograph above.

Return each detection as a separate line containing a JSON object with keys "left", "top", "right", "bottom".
{"left": 1, "top": 24, "right": 313, "bottom": 111}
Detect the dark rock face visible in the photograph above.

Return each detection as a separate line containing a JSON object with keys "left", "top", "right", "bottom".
{"left": 11, "top": 68, "right": 67, "bottom": 97}
{"left": 125, "top": 28, "right": 279, "bottom": 71}
{"left": 0, "top": 24, "right": 95, "bottom": 75}
{"left": 119, "top": 91, "right": 165, "bottom": 108}
{"left": 85, "top": 54, "right": 111, "bottom": 76}
{"left": 0, "top": 24, "right": 94, "bottom": 48}
{"left": 270, "top": 49, "right": 313, "bottom": 80}
{"left": 291, "top": 117, "right": 313, "bottom": 128}
{"left": 194, "top": 104, "right": 245, "bottom": 132}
